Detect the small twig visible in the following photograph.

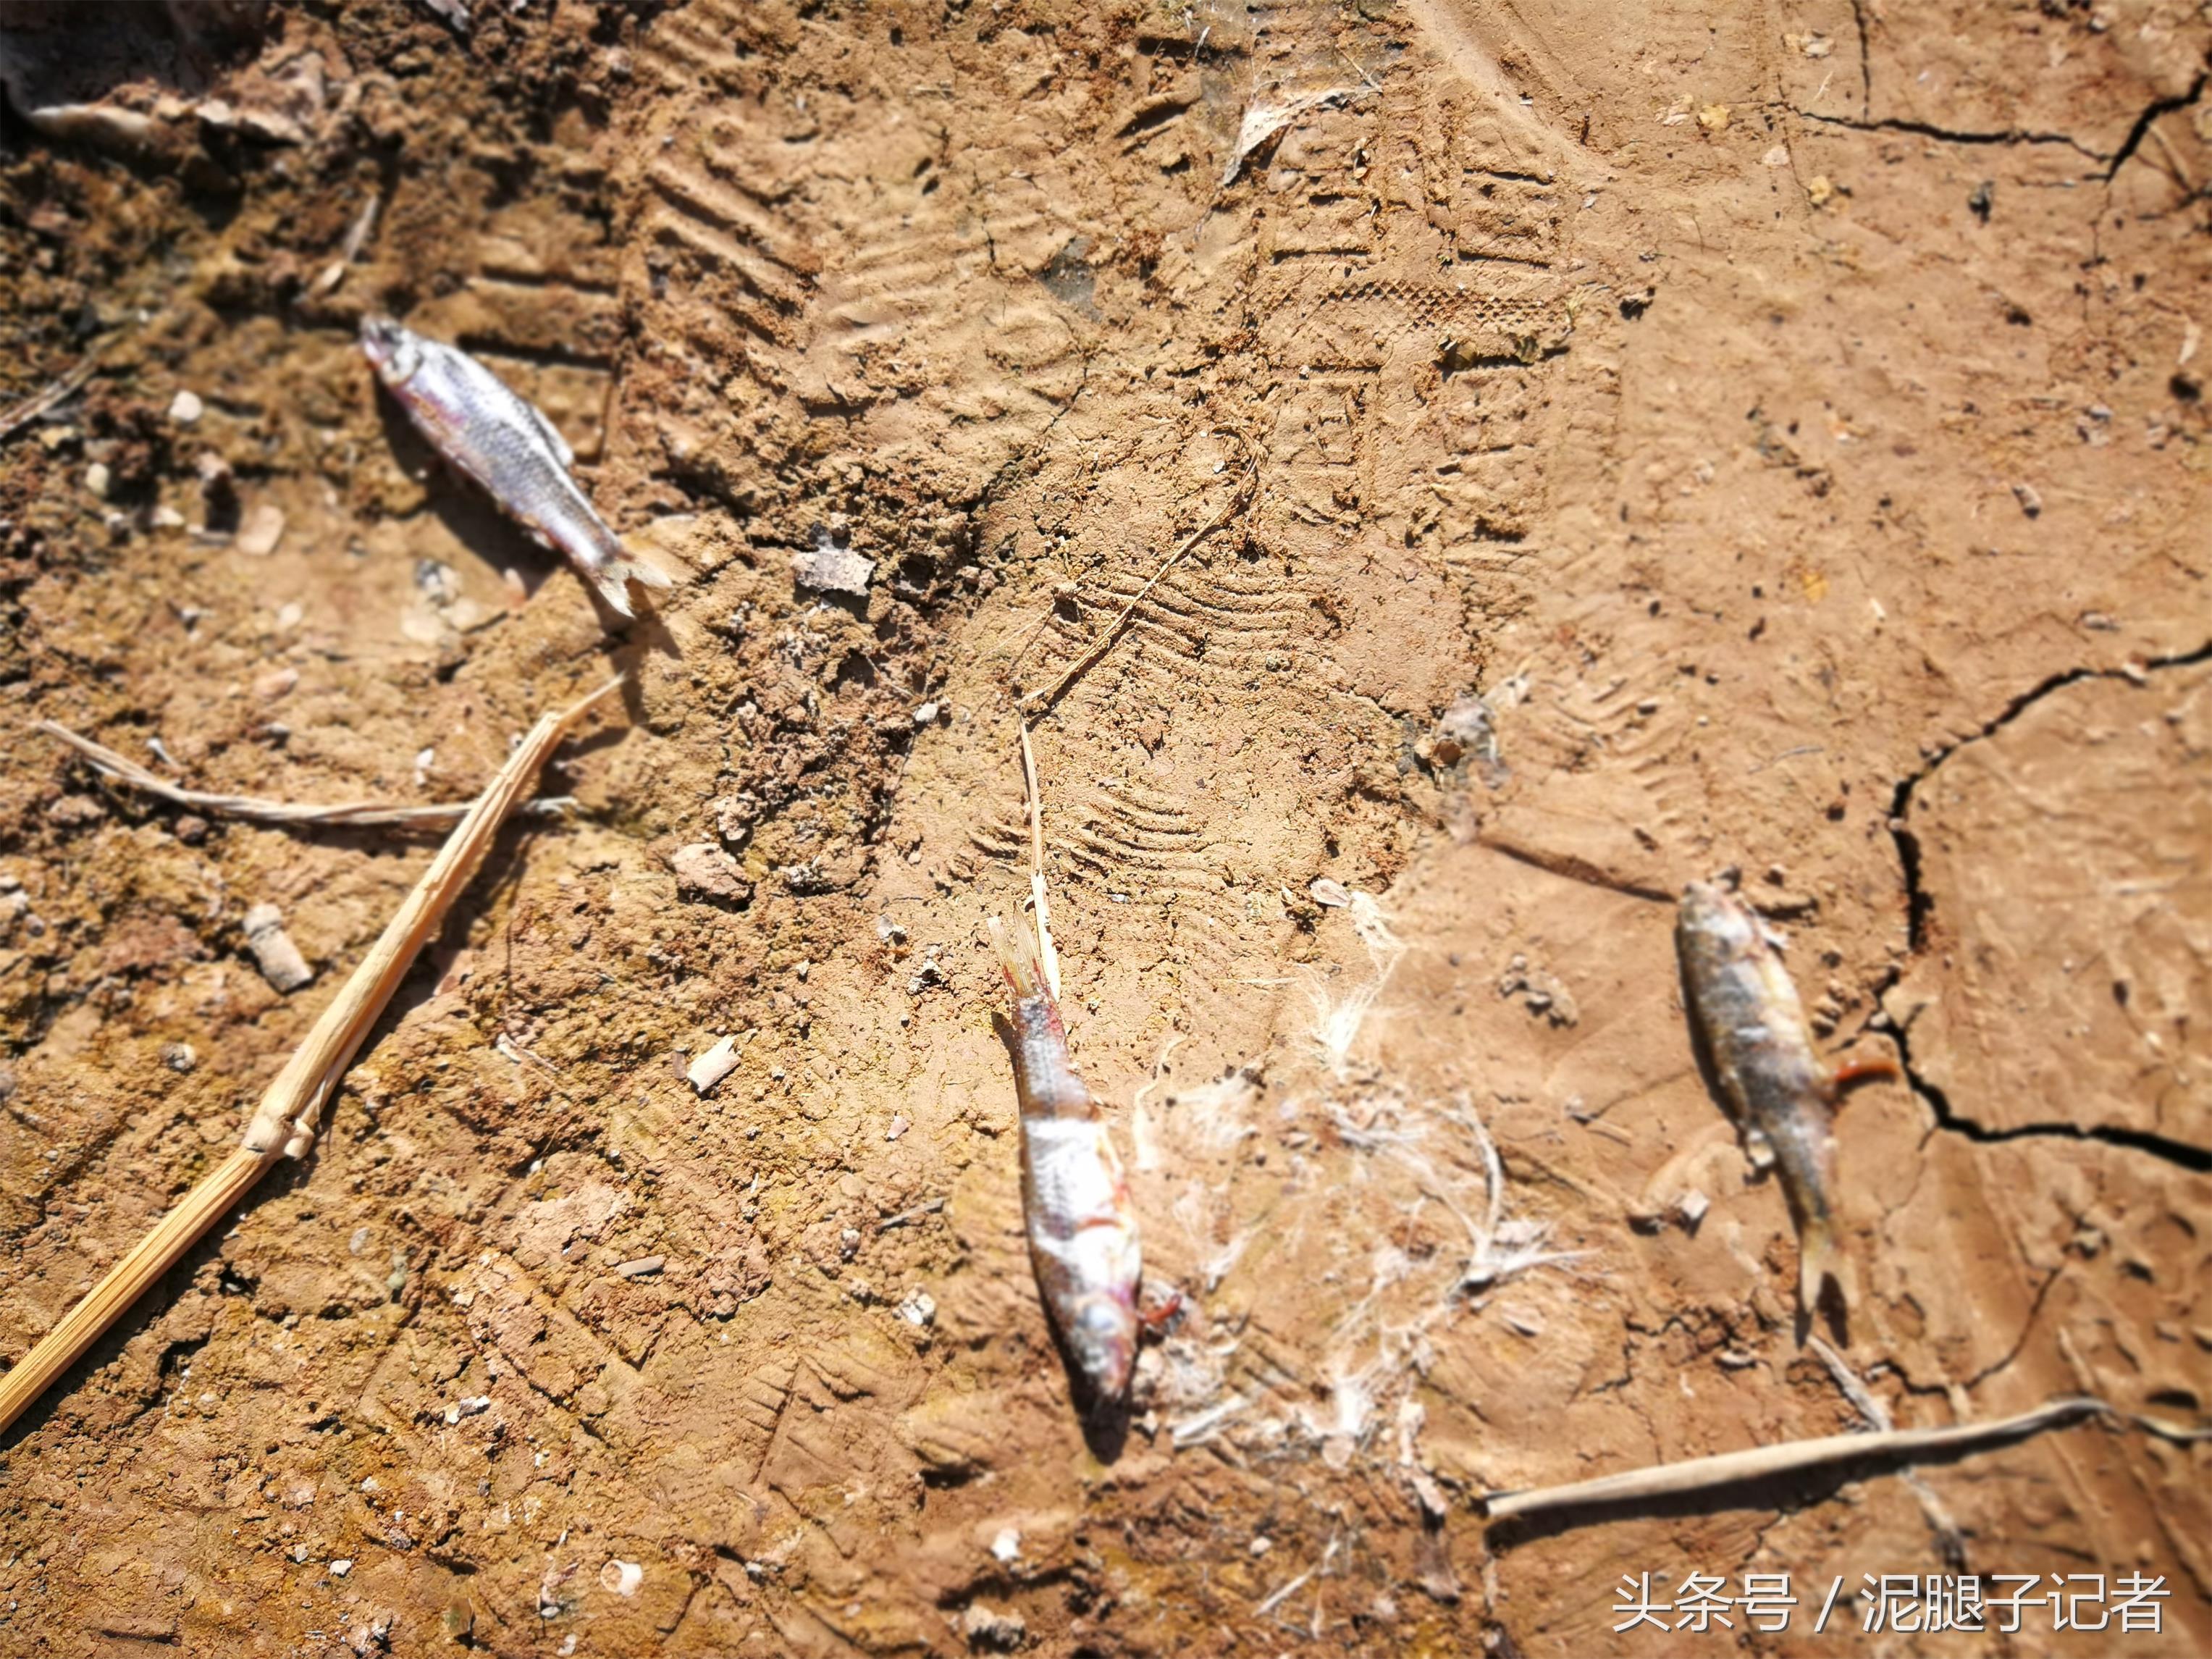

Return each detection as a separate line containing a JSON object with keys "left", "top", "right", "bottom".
{"left": 877, "top": 1196, "right": 946, "bottom": 1232}
{"left": 0, "top": 351, "right": 104, "bottom": 445}
{"left": 0, "top": 678, "right": 623, "bottom": 1440}
{"left": 1481, "top": 1396, "right": 2111, "bottom": 1522}
{"left": 35, "top": 720, "right": 573, "bottom": 828}
{"left": 1808, "top": 1335, "right": 1969, "bottom": 1568}
{"left": 1017, "top": 719, "right": 1061, "bottom": 1001}
{"left": 1019, "top": 430, "right": 1259, "bottom": 717}
{"left": 1254, "top": 1568, "right": 1315, "bottom": 1618}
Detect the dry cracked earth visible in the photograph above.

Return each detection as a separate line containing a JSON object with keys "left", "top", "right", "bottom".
{"left": 0, "top": 0, "right": 2206, "bottom": 1655}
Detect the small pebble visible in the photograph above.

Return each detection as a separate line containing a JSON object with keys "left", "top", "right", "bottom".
{"left": 330, "top": 1559, "right": 353, "bottom": 1578}
{"left": 235, "top": 501, "right": 286, "bottom": 558}
{"left": 600, "top": 1559, "right": 643, "bottom": 1597}
{"left": 169, "top": 390, "right": 204, "bottom": 424}
{"left": 84, "top": 461, "right": 112, "bottom": 499}
{"left": 242, "top": 902, "right": 313, "bottom": 992}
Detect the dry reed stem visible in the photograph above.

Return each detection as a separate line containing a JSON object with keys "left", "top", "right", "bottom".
{"left": 34, "top": 720, "right": 572, "bottom": 828}
{"left": 0, "top": 679, "right": 623, "bottom": 1440}
{"left": 1481, "top": 1396, "right": 2108, "bottom": 1522}
{"left": 1017, "top": 719, "right": 1061, "bottom": 1001}
{"left": 1021, "top": 429, "right": 1258, "bottom": 717}
{"left": 0, "top": 350, "right": 104, "bottom": 444}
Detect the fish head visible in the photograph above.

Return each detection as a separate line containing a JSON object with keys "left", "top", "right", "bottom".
{"left": 1678, "top": 880, "right": 1779, "bottom": 957}
{"left": 1066, "top": 1295, "right": 1137, "bottom": 1401}
{"left": 358, "top": 314, "right": 422, "bottom": 386}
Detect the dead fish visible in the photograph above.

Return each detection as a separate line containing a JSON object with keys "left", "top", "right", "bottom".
{"left": 987, "top": 915, "right": 1145, "bottom": 1403}
{"left": 1675, "top": 881, "right": 1891, "bottom": 1322}
{"left": 361, "top": 316, "right": 670, "bottom": 622}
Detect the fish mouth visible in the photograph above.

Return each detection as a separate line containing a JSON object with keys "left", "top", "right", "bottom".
{"left": 1067, "top": 1296, "right": 1137, "bottom": 1400}
{"left": 358, "top": 314, "right": 418, "bottom": 383}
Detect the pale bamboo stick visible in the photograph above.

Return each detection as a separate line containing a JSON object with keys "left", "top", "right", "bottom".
{"left": 0, "top": 677, "right": 623, "bottom": 1438}
{"left": 1481, "top": 1396, "right": 2108, "bottom": 1522}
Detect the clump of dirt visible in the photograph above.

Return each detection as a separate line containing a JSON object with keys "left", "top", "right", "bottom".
{"left": 0, "top": 1, "right": 2206, "bottom": 1655}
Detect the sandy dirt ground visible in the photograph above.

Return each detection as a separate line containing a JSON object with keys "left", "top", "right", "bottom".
{"left": 0, "top": 1, "right": 2207, "bottom": 1654}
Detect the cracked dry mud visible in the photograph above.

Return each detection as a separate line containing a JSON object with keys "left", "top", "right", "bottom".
{"left": 0, "top": 1, "right": 2207, "bottom": 1655}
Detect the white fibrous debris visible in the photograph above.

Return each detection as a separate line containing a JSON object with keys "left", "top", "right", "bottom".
{"left": 1220, "top": 87, "right": 1355, "bottom": 186}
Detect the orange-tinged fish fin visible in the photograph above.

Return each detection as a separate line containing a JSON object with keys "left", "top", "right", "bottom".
{"left": 1831, "top": 1057, "right": 1898, "bottom": 1099}
{"left": 986, "top": 914, "right": 1046, "bottom": 999}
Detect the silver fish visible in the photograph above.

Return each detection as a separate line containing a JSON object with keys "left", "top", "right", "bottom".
{"left": 361, "top": 316, "right": 670, "bottom": 621}
{"left": 1675, "top": 881, "right": 1890, "bottom": 1322}
{"left": 988, "top": 915, "right": 1145, "bottom": 1403}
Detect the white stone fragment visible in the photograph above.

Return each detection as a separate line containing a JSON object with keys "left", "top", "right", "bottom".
{"left": 242, "top": 902, "right": 313, "bottom": 992}
{"left": 688, "top": 1033, "right": 741, "bottom": 1094}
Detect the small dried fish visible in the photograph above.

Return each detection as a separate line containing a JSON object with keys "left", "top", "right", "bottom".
{"left": 361, "top": 316, "right": 670, "bottom": 622}
{"left": 988, "top": 914, "right": 1144, "bottom": 1403}
{"left": 1675, "top": 881, "right": 1890, "bottom": 1321}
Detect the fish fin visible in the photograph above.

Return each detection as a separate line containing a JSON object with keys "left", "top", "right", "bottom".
{"left": 985, "top": 914, "right": 1047, "bottom": 999}
{"left": 584, "top": 545, "right": 676, "bottom": 618}
{"left": 585, "top": 561, "right": 636, "bottom": 619}
{"left": 1742, "top": 1125, "right": 1778, "bottom": 1172}
{"left": 1798, "top": 1219, "right": 1855, "bottom": 1315}
{"left": 1831, "top": 1057, "right": 1898, "bottom": 1100}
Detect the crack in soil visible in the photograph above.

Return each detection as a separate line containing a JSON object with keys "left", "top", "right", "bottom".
{"left": 1846, "top": 0, "right": 1872, "bottom": 122}
{"left": 1792, "top": 109, "right": 2108, "bottom": 163}
{"left": 2104, "top": 65, "right": 2209, "bottom": 182}
{"left": 1878, "top": 642, "right": 2212, "bottom": 1175}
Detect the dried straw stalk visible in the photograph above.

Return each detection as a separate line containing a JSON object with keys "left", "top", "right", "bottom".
{"left": 34, "top": 720, "right": 572, "bottom": 828}
{"left": 0, "top": 678, "right": 621, "bottom": 1437}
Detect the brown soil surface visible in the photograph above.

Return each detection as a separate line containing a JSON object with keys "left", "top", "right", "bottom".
{"left": 1, "top": 1, "right": 2207, "bottom": 1655}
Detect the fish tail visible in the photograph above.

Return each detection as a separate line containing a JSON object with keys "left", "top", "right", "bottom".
{"left": 584, "top": 539, "right": 675, "bottom": 618}
{"left": 1798, "top": 1217, "right": 1855, "bottom": 1314}
{"left": 986, "top": 914, "right": 1046, "bottom": 999}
